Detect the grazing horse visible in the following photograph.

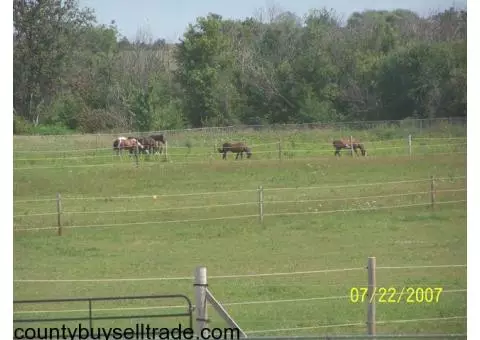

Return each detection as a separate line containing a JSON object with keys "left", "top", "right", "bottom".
{"left": 218, "top": 142, "right": 252, "bottom": 160}
{"left": 113, "top": 136, "right": 144, "bottom": 155}
{"left": 137, "top": 136, "right": 160, "bottom": 155}
{"left": 332, "top": 138, "right": 367, "bottom": 157}
{"left": 149, "top": 134, "right": 166, "bottom": 145}
{"left": 148, "top": 135, "right": 166, "bottom": 155}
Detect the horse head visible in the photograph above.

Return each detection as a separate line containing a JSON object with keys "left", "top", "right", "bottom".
{"left": 135, "top": 139, "right": 145, "bottom": 151}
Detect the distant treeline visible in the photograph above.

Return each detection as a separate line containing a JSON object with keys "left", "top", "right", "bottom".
{"left": 13, "top": 0, "right": 466, "bottom": 134}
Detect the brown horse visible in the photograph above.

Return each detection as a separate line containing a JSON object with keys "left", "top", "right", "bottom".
{"left": 218, "top": 142, "right": 252, "bottom": 160}
{"left": 149, "top": 134, "right": 166, "bottom": 145}
{"left": 113, "top": 136, "right": 144, "bottom": 155}
{"left": 137, "top": 136, "right": 161, "bottom": 155}
{"left": 332, "top": 138, "right": 367, "bottom": 157}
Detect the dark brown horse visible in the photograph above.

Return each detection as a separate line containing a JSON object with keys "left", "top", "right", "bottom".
{"left": 218, "top": 142, "right": 252, "bottom": 160}
{"left": 149, "top": 134, "right": 166, "bottom": 145}
{"left": 332, "top": 138, "right": 367, "bottom": 157}
{"left": 137, "top": 136, "right": 161, "bottom": 154}
{"left": 113, "top": 136, "right": 144, "bottom": 155}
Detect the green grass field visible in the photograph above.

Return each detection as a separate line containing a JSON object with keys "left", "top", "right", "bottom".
{"left": 13, "top": 125, "right": 467, "bottom": 336}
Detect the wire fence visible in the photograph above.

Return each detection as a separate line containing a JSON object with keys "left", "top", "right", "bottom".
{"left": 13, "top": 262, "right": 467, "bottom": 336}
{"left": 12, "top": 138, "right": 466, "bottom": 161}
{"left": 13, "top": 176, "right": 466, "bottom": 232}
{"left": 12, "top": 139, "right": 467, "bottom": 156}
{"left": 14, "top": 263, "right": 466, "bottom": 283}
{"left": 11, "top": 189, "right": 465, "bottom": 217}
{"left": 13, "top": 176, "right": 465, "bottom": 203}
{"left": 13, "top": 117, "right": 467, "bottom": 172}
{"left": 12, "top": 150, "right": 468, "bottom": 171}
{"left": 12, "top": 289, "right": 468, "bottom": 314}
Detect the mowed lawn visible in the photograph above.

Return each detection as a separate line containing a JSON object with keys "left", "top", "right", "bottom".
{"left": 13, "top": 141, "right": 466, "bottom": 336}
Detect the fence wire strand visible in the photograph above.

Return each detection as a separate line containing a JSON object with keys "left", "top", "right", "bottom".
{"left": 13, "top": 176, "right": 466, "bottom": 204}
{"left": 13, "top": 200, "right": 466, "bottom": 231}
{"left": 13, "top": 289, "right": 467, "bottom": 315}
{"left": 14, "top": 263, "right": 465, "bottom": 283}
{"left": 13, "top": 188, "right": 466, "bottom": 218}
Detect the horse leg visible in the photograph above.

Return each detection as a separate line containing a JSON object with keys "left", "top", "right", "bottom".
{"left": 334, "top": 148, "right": 340, "bottom": 157}
{"left": 222, "top": 151, "right": 227, "bottom": 160}
{"left": 353, "top": 146, "right": 359, "bottom": 156}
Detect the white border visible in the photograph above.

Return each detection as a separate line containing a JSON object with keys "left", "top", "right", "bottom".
{"left": 467, "top": 0, "right": 477, "bottom": 338}
{"left": 8, "top": 1, "right": 472, "bottom": 338}
{"left": 3, "top": 0, "right": 13, "bottom": 338}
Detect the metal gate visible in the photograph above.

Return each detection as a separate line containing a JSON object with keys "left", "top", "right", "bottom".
{"left": 13, "top": 294, "right": 193, "bottom": 338}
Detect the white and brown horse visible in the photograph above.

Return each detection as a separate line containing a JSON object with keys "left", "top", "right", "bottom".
{"left": 113, "top": 136, "right": 145, "bottom": 156}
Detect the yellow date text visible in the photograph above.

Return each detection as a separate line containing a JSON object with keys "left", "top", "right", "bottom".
{"left": 349, "top": 287, "right": 443, "bottom": 304}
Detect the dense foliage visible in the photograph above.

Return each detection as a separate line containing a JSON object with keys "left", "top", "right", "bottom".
{"left": 13, "top": 0, "right": 467, "bottom": 134}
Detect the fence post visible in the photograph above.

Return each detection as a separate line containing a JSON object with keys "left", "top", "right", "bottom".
{"left": 408, "top": 134, "right": 412, "bottom": 157}
{"left": 367, "top": 256, "right": 376, "bottom": 335}
{"left": 134, "top": 143, "right": 139, "bottom": 167}
{"left": 350, "top": 136, "right": 354, "bottom": 157}
{"left": 56, "top": 193, "right": 62, "bottom": 236}
{"left": 430, "top": 176, "right": 436, "bottom": 209}
{"left": 277, "top": 141, "right": 282, "bottom": 160}
{"left": 164, "top": 141, "right": 169, "bottom": 162}
{"left": 258, "top": 186, "right": 264, "bottom": 224}
{"left": 194, "top": 266, "right": 208, "bottom": 337}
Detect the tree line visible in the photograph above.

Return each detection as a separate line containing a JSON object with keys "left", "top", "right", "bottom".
{"left": 13, "top": 0, "right": 467, "bottom": 134}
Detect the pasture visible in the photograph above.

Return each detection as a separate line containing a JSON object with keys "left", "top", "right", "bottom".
{"left": 13, "top": 122, "right": 467, "bottom": 336}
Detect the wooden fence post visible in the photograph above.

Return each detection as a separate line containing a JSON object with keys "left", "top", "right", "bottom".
{"left": 430, "top": 176, "right": 436, "bottom": 209}
{"left": 350, "top": 136, "right": 354, "bottom": 157}
{"left": 367, "top": 256, "right": 376, "bottom": 335}
{"left": 56, "top": 193, "right": 62, "bottom": 236}
{"left": 408, "top": 134, "right": 412, "bottom": 157}
{"left": 194, "top": 266, "right": 208, "bottom": 337}
{"left": 258, "top": 186, "right": 264, "bottom": 224}
{"left": 277, "top": 141, "right": 282, "bottom": 160}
